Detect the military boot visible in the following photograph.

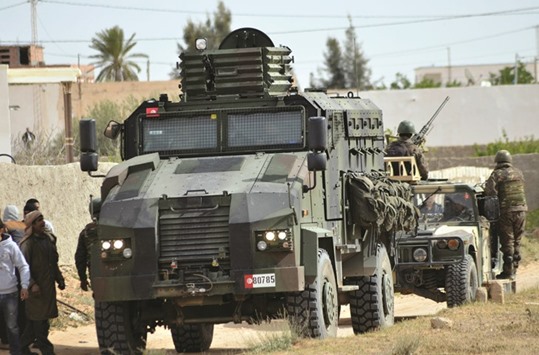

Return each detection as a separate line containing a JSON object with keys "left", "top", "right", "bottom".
{"left": 496, "top": 255, "right": 514, "bottom": 280}
{"left": 513, "top": 254, "right": 521, "bottom": 278}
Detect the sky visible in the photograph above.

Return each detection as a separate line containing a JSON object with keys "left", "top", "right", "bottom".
{"left": 1, "top": 0, "right": 539, "bottom": 89}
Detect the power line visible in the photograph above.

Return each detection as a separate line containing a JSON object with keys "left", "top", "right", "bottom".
{"left": 0, "top": 1, "right": 26, "bottom": 11}
{"left": 38, "top": 0, "right": 539, "bottom": 21}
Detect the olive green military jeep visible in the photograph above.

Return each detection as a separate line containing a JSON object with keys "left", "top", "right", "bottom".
{"left": 393, "top": 180, "right": 502, "bottom": 307}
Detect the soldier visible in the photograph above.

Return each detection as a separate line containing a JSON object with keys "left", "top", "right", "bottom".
{"left": 385, "top": 120, "right": 429, "bottom": 180}
{"left": 484, "top": 150, "right": 527, "bottom": 280}
{"left": 75, "top": 198, "right": 101, "bottom": 292}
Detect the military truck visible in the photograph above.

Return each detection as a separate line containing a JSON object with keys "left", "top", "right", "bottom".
{"left": 79, "top": 28, "right": 410, "bottom": 354}
{"left": 392, "top": 177, "right": 502, "bottom": 307}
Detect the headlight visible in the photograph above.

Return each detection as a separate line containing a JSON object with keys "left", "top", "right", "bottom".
{"left": 436, "top": 239, "right": 448, "bottom": 249}
{"left": 447, "top": 239, "right": 460, "bottom": 250}
{"left": 413, "top": 248, "right": 428, "bottom": 262}
{"left": 122, "top": 248, "right": 133, "bottom": 258}
{"left": 102, "top": 241, "right": 111, "bottom": 250}
{"left": 265, "top": 231, "right": 276, "bottom": 241}
{"left": 113, "top": 240, "right": 124, "bottom": 249}
{"left": 257, "top": 241, "right": 268, "bottom": 251}
{"left": 256, "top": 229, "right": 293, "bottom": 252}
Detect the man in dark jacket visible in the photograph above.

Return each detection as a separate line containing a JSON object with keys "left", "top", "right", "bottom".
{"left": 385, "top": 120, "right": 429, "bottom": 180}
{"left": 75, "top": 198, "right": 101, "bottom": 292}
{"left": 19, "top": 211, "right": 65, "bottom": 355}
{"left": 484, "top": 150, "right": 528, "bottom": 280}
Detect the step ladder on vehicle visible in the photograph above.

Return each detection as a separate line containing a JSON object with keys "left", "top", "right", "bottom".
{"left": 384, "top": 156, "right": 421, "bottom": 182}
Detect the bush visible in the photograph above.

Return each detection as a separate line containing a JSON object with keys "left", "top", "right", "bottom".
{"left": 474, "top": 130, "right": 539, "bottom": 156}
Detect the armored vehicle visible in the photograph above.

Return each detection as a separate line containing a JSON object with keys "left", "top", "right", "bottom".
{"left": 79, "top": 28, "right": 407, "bottom": 354}
{"left": 393, "top": 179, "right": 501, "bottom": 307}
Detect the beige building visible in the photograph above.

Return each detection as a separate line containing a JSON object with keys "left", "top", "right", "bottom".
{"left": 415, "top": 61, "right": 538, "bottom": 86}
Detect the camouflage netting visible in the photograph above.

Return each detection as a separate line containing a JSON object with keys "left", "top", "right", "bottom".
{"left": 347, "top": 171, "right": 419, "bottom": 232}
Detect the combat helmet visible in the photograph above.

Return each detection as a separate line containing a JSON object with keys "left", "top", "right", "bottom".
{"left": 89, "top": 197, "right": 102, "bottom": 218}
{"left": 397, "top": 120, "right": 416, "bottom": 135}
{"left": 494, "top": 150, "right": 512, "bottom": 164}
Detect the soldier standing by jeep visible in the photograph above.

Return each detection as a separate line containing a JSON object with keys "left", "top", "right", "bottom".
{"left": 75, "top": 198, "right": 100, "bottom": 292}
{"left": 484, "top": 150, "right": 527, "bottom": 280}
{"left": 385, "top": 120, "right": 429, "bottom": 180}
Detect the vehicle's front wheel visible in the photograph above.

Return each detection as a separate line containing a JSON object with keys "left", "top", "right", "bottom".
{"left": 348, "top": 243, "right": 395, "bottom": 334}
{"left": 286, "top": 249, "right": 339, "bottom": 339}
{"left": 446, "top": 254, "right": 478, "bottom": 307}
{"left": 170, "top": 323, "right": 214, "bottom": 353}
{"left": 95, "top": 301, "right": 147, "bottom": 355}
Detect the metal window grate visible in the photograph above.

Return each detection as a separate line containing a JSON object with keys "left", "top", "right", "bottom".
{"left": 228, "top": 111, "right": 303, "bottom": 147}
{"left": 142, "top": 115, "right": 217, "bottom": 152}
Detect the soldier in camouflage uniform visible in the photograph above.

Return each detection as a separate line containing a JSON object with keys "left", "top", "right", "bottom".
{"left": 74, "top": 198, "right": 101, "bottom": 291}
{"left": 484, "top": 150, "right": 527, "bottom": 280}
{"left": 385, "top": 120, "right": 429, "bottom": 180}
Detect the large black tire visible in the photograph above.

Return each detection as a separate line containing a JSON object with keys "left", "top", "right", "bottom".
{"left": 446, "top": 254, "right": 478, "bottom": 308}
{"left": 286, "top": 249, "right": 339, "bottom": 339}
{"left": 170, "top": 323, "right": 214, "bottom": 353}
{"left": 348, "top": 243, "right": 394, "bottom": 334}
{"left": 95, "top": 301, "right": 148, "bottom": 355}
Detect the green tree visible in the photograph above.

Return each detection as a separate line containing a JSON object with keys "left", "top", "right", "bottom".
{"left": 342, "top": 18, "right": 371, "bottom": 90}
{"left": 489, "top": 61, "right": 535, "bottom": 85}
{"left": 390, "top": 73, "right": 412, "bottom": 90}
{"left": 89, "top": 26, "right": 148, "bottom": 82}
{"left": 170, "top": 1, "right": 231, "bottom": 78}
{"left": 310, "top": 18, "right": 371, "bottom": 90}
{"left": 318, "top": 37, "right": 346, "bottom": 89}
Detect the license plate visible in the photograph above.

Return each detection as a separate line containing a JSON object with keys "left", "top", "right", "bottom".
{"left": 244, "top": 273, "right": 276, "bottom": 289}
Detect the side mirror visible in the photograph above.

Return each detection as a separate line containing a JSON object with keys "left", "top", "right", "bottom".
{"left": 478, "top": 195, "right": 500, "bottom": 221}
{"left": 307, "top": 116, "right": 327, "bottom": 151}
{"left": 307, "top": 152, "right": 327, "bottom": 172}
{"left": 306, "top": 116, "right": 327, "bottom": 172}
{"left": 104, "top": 120, "right": 121, "bottom": 139}
{"left": 80, "top": 118, "right": 98, "bottom": 172}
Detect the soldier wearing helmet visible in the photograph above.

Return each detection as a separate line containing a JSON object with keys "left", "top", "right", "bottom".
{"left": 385, "top": 120, "right": 429, "bottom": 180}
{"left": 484, "top": 150, "right": 527, "bottom": 280}
{"left": 74, "top": 197, "right": 101, "bottom": 291}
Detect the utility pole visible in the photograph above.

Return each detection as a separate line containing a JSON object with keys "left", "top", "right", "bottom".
{"left": 147, "top": 58, "right": 150, "bottom": 82}
{"left": 514, "top": 53, "right": 519, "bottom": 85}
{"left": 30, "top": 0, "right": 38, "bottom": 65}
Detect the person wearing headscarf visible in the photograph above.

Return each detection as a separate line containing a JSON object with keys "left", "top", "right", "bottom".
{"left": 19, "top": 211, "right": 65, "bottom": 355}
{"left": 3, "top": 205, "right": 25, "bottom": 244}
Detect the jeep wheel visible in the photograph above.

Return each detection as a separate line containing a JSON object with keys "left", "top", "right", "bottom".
{"left": 446, "top": 254, "right": 478, "bottom": 308}
{"left": 286, "top": 249, "right": 338, "bottom": 338}
{"left": 348, "top": 243, "right": 394, "bottom": 334}
{"left": 95, "top": 301, "right": 147, "bottom": 355}
{"left": 170, "top": 323, "right": 214, "bottom": 353}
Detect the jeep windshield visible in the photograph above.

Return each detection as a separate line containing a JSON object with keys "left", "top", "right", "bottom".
{"left": 415, "top": 191, "right": 475, "bottom": 223}
{"left": 140, "top": 107, "right": 305, "bottom": 157}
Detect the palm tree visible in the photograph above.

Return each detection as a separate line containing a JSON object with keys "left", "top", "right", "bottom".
{"left": 89, "top": 26, "right": 148, "bottom": 82}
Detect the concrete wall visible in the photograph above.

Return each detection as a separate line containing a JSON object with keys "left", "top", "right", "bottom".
{"left": 0, "top": 65, "right": 11, "bottom": 162}
{"left": 353, "top": 85, "right": 539, "bottom": 147}
{"left": 8, "top": 83, "right": 64, "bottom": 141}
